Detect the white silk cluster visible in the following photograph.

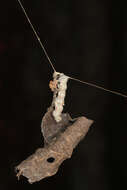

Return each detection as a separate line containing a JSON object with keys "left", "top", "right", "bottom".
{"left": 52, "top": 72, "right": 69, "bottom": 122}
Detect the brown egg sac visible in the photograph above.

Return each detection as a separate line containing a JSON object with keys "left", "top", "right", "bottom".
{"left": 49, "top": 80, "right": 58, "bottom": 92}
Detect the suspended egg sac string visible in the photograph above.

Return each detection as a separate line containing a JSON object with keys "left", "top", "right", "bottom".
{"left": 17, "top": 0, "right": 127, "bottom": 99}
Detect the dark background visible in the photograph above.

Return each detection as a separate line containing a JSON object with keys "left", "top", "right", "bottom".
{"left": 0, "top": 0, "right": 127, "bottom": 189}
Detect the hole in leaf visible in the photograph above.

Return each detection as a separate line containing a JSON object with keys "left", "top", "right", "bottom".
{"left": 47, "top": 157, "right": 55, "bottom": 163}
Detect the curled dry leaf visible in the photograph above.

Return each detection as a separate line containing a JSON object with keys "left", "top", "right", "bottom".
{"left": 16, "top": 107, "right": 93, "bottom": 183}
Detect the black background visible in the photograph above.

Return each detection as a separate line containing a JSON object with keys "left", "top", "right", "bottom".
{"left": 1, "top": 0, "right": 127, "bottom": 189}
